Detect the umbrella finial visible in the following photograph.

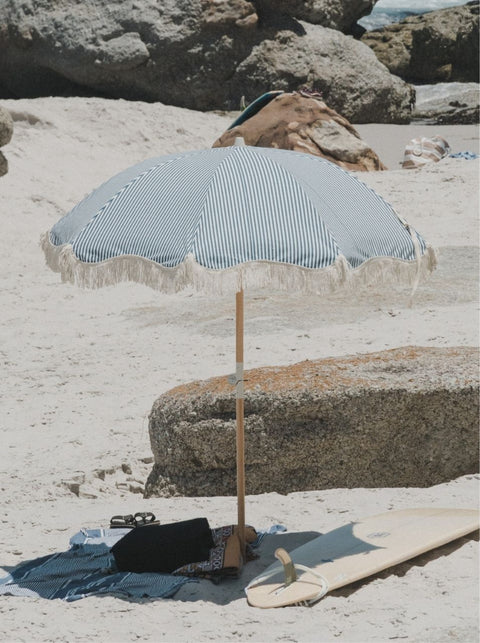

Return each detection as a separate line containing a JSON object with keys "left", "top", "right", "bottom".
{"left": 234, "top": 136, "right": 246, "bottom": 146}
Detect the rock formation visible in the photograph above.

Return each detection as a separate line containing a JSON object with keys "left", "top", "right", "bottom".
{"left": 213, "top": 91, "right": 386, "bottom": 170}
{"left": 253, "top": 0, "right": 378, "bottom": 33}
{"left": 0, "top": 105, "right": 14, "bottom": 176}
{"left": 413, "top": 83, "right": 479, "bottom": 125}
{"left": 145, "top": 346, "right": 479, "bottom": 497}
{"left": 231, "top": 21, "right": 414, "bottom": 123}
{"left": 0, "top": 0, "right": 413, "bottom": 123}
{"left": 361, "top": 1, "right": 479, "bottom": 84}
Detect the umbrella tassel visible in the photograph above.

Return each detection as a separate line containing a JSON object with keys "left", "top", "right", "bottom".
{"left": 405, "top": 224, "right": 422, "bottom": 306}
{"left": 40, "top": 234, "right": 436, "bottom": 297}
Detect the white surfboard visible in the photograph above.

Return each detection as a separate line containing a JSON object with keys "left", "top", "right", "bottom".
{"left": 246, "top": 508, "right": 479, "bottom": 608}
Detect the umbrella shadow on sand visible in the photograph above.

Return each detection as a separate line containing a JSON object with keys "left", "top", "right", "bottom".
{"left": 176, "top": 523, "right": 385, "bottom": 605}
{"left": 175, "top": 525, "right": 479, "bottom": 606}
{"left": 175, "top": 529, "right": 322, "bottom": 605}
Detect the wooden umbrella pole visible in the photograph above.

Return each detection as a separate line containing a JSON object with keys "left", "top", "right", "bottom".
{"left": 236, "top": 288, "right": 246, "bottom": 561}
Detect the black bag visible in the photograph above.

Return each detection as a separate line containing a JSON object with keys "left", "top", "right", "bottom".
{"left": 111, "top": 517, "right": 214, "bottom": 573}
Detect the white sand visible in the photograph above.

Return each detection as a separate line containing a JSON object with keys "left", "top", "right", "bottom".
{"left": 0, "top": 97, "right": 478, "bottom": 642}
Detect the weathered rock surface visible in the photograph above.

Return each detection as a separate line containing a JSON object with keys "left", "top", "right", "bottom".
{"left": 413, "top": 82, "right": 480, "bottom": 125}
{"left": 213, "top": 92, "right": 386, "bottom": 170}
{"left": 232, "top": 21, "right": 414, "bottom": 123}
{"left": 253, "top": 0, "right": 378, "bottom": 33}
{"left": 145, "top": 347, "right": 479, "bottom": 497}
{"left": 0, "top": 105, "right": 13, "bottom": 176}
{"left": 361, "top": 1, "right": 480, "bottom": 83}
{"left": 0, "top": 0, "right": 413, "bottom": 122}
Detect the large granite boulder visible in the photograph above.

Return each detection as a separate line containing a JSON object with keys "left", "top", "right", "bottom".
{"left": 361, "top": 1, "right": 480, "bottom": 83}
{"left": 0, "top": 105, "right": 14, "bottom": 176}
{"left": 145, "top": 347, "right": 479, "bottom": 497}
{"left": 213, "top": 91, "right": 386, "bottom": 170}
{"left": 0, "top": 0, "right": 413, "bottom": 122}
{"left": 231, "top": 21, "right": 414, "bottom": 123}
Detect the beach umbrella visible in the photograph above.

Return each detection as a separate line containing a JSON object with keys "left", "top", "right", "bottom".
{"left": 41, "top": 142, "right": 436, "bottom": 557}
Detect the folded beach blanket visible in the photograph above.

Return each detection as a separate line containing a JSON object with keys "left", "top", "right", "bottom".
{"left": 69, "top": 526, "right": 132, "bottom": 547}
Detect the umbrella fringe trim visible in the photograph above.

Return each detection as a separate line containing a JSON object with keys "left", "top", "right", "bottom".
{"left": 41, "top": 233, "right": 437, "bottom": 296}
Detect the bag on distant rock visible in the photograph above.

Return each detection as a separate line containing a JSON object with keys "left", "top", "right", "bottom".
{"left": 111, "top": 517, "right": 214, "bottom": 573}
{"left": 402, "top": 135, "right": 451, "bottom": 169}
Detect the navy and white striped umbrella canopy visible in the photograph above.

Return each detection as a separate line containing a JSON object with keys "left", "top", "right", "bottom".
{"left": 42, "top": 145, "right": 436, "bottom": 294}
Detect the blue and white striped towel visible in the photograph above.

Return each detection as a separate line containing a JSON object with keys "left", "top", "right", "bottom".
{"left": 0, "top": 524, "right": 285, "bottom": 601}
{"left": 0, "top": 536, "right": 192, "bottom": 602}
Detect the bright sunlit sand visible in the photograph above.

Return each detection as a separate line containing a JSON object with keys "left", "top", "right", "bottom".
{"left": 0, "top": 96, "right": 478, "bottom": 642}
